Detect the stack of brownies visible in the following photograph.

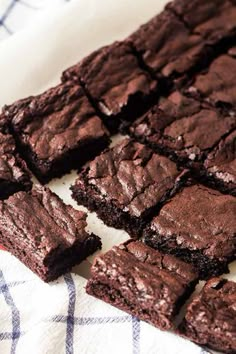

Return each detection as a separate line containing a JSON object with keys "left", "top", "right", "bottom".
{"left": 0, "top": 0, "right": 235, "bottom": 352}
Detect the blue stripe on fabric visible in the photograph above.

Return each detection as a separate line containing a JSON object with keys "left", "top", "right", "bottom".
{"left": 47, "top": 315, "right": 132, "bottom": 325}
{"left": 64, "top": 274, "right": 76, "bottom": 354}
{"left": 0, "top": 271, "right": 21, "bottom": 353}
{"left": 132, "top": 317, "right": 140, "bottom": 354}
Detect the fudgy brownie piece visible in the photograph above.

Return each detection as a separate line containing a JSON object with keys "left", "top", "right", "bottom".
{"left": 86, "top": 240, "right": 199, "bottom": 330}
{"left": 187, "top": 48, "right": 236, "bottom": 111}
{"left": 62, "top": 42, "right": 158, "bottom": 132}
{"left": 2, "top": 82, "right": 110, "bottom": 184}
{"left": 204, "top": 130, "right": 236, "bottom": 196}
{"left": 167, "top": 0, "right": 236, "bottom": 43}
{"left": 71, "top": 138, "right": 187, "bottom": 237}
{"left": 0, "top": 185, "right": 101, "bottom": 282}
{"left": 0, "top": 131, "right": 32, "bottom": 200}
{"left": 179, "top": 278, "right": 236, "bottom": 354}
{"left": 144, "top": 184, "right": 236, "bottom": 279}
{"left": 129, "top": 10, "right": 210, "bottom": 79}
{"left": 128, "top": 91, "right": 236, "bottom": 167}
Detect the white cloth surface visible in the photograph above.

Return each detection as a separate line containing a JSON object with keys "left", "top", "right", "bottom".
{"left": 0, "top": 0, "right": 234, "bottom": 353}
{"left": 0, "top": 252, "right": 207, "bottom": 354}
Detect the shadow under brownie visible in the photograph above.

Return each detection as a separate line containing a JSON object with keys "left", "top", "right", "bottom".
{"left": 144, "top": 184, "right": 236, "bottom": 279}
{"left": 71, "top": 138, "right": 188, "bottom": 238}
{"left": 86, "top": 240, "right": 199, "bottom": 331}
{"left": 178, "top": 277, "right": 236, "bottom": 354}
{"left": 2, "top": 81, "right": 110, "bottom": 184}
{"left": 0, "top": 185, "right": 101, "bottom": 282}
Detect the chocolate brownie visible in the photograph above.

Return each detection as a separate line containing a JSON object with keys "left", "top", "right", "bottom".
{"left": 144, "top": 184, "right": 236, "bottom": 279}
{"left": 86, "top": 240, "right": 199, "bottom": 330}
{"left": 0, "top": 185, "right": 101, "bottom": 282}
{"left": 187, "top": 49, "right": 236, "bottom": 111}
{"left": 71, "top": 138, "right": 187, "bottom": 237}
{"left": 128, "top": 91, "right": 236, "bottom": 168}
{"left": 129, "top": 10, "right": 210, "bottom": 80}
{"left": 62, "top": 42, "right": 158, "bottom": 132}
{"left": 167, "top": 0, "right": 236, "bottom": 43}
{"left": 204, "top": 130, "right": 236, "bottom": 196}
{"left": 2, "top": 82, "right": 110, "bottom": 184}
{"left": 179, "top": 278, "right": 236, "bottom": 354}
{"left": 0, "top": 131, "right": 32, "bottom": 200}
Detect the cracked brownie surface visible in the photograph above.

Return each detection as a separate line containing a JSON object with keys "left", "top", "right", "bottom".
{"left": 71, "top": 138, "right": 186, "bottom": 237}
{"left": 0, "top": 185, "right": 101, "bottom": 282}
{"left": 86, "top": 240, "right": 198, "bottom": 330}
{"left": 144, "top": 184, "right": 236, "bottom": 279}
{"left": 179, "top": 277, "right": 236, "bottom": 354}
{"left": 0, "top": 131, "right": 32, "bottom": 200}
{"left": 62, "top": 42, "right": 158, "bottom": 132}
{"left": 2, "top": 81, "right": 110, "bottom": 183}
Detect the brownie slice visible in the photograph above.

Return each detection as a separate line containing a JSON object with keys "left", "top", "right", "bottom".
{"left": 129, "top": 10, "right": 210, "bottom": 80}
{"left": 62, "top": 42, "right": 158, "bottom": 132}
{"left": 144, "top": 184, "right": 236, "bottom": 279}
{"left": 204, "top": 130, "right": 236, "bottom": 196}
{"left": 179, "top": 278, "right": 236, "bottom": 354}
{"left": 2, "top": 81, "right": 110, "bottom": 184}
{"left": 0, "top": 185, "right": 101, "bottom": 282}
{"left": 167, "top": 0, "right": 236, "bottom": 43}
{"left": 71, "top": 138, "right": 187, "bottom": 237}
{"left": 128, "top": 91, "right": 236, "bottom": 168}
{"left": 187, "top": 48, "right": 236, "bottom": 112}
{"left": 0, "top": 131, "right": 32, "bottom": 200}
{"left": 86, "top": 240, "right": 199, "bottom": 330}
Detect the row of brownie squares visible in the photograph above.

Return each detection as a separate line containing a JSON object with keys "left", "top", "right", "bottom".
{"left": 0, "top": 184, "right": 235, "bottom": 353}
{"left": 0, "top": 0, "right": 236, "bottom": 194}
{"left": 87, "top": 240, "right": 236, "bottom": 354}
{"left": 71, "top": 138, "right": 236, "bottom": 280}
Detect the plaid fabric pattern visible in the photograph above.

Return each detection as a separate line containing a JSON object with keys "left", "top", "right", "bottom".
{"left": 0, "top": 251, "right": 210, "bottom": 354}
{"left": 0, "top": 0, "right": 70, "bottom": 40}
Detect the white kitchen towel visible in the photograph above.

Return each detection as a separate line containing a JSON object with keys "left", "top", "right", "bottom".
{"left": 0, "top": 251, "right": 209, "bottom": 354}
{"left": 0, "top": 0, "right": 70, "bottom": 41}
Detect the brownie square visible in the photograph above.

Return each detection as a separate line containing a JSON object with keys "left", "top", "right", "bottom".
{"left": 187, "top": 49, "right": 236, "bottom": 111}
{"left": 204, "top": 130, "right": 236, "bottom": 196}
{"left": 86, "top": 240, "right": 198, "bottom": 330}
{"left": 62, "top": 42, "right": 158, "bottom": 132}
{"left": 2, "top": 82, "right": 110, "bottom": 184}
{"left": 0, "top": 185, "right": 101, "bottom": 282}
{"left": 179, "top": 277, "right": 236, "bottom": 354}
{"left": 0, "top": 131, "right": 32, "bottom": 200}
{"left": 144, "top": 184, "right": 236, "bottom": 279}
{"left": 128, "top": 91, "right": 236, "bottom": 168}
{"left": 167, "top": 0, "right": 236, "bottom": 43}
{"left": 129, "top": 10, "right": 209, "bottom": 79}
{"left": 71, "top": 138, "right": 187, "bottom": 237}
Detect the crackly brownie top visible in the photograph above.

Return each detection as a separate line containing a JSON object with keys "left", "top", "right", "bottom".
{"left": 188, "top": 50, "right": 236, "bottom": 108}
{"left": 149, "top": 185, "right": 236, "bottom": 260}
{"left": 180, "top": 277, "right": 236, "bottom": 352}
{"left": 130, "top": 10, "right": 205, "bottom": 77}
{"left": 62, "top": 41, "right": 157, "bottom": 116}
{"left": 167, "top": 0, "right": 236, "bottom": 42}
{"left": 130, "top": 92, "right": 236, "bottom": 161}
{"left": 91, "top": 240, "right": 198, "bottom": 324}
{"left": 0, "top": 185, "right": 90, "bottom": 262}
{"left": 75, "top": 138, "right": 183, "bottom": 218}
{"left": 3, "top": 82, "right": 109, "bottom": 161}
{"left": 204, "top": 130, "right": 236, "bottom": 187}
{"left": 0, "top": 132, "right": 29, "bottom": 185}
